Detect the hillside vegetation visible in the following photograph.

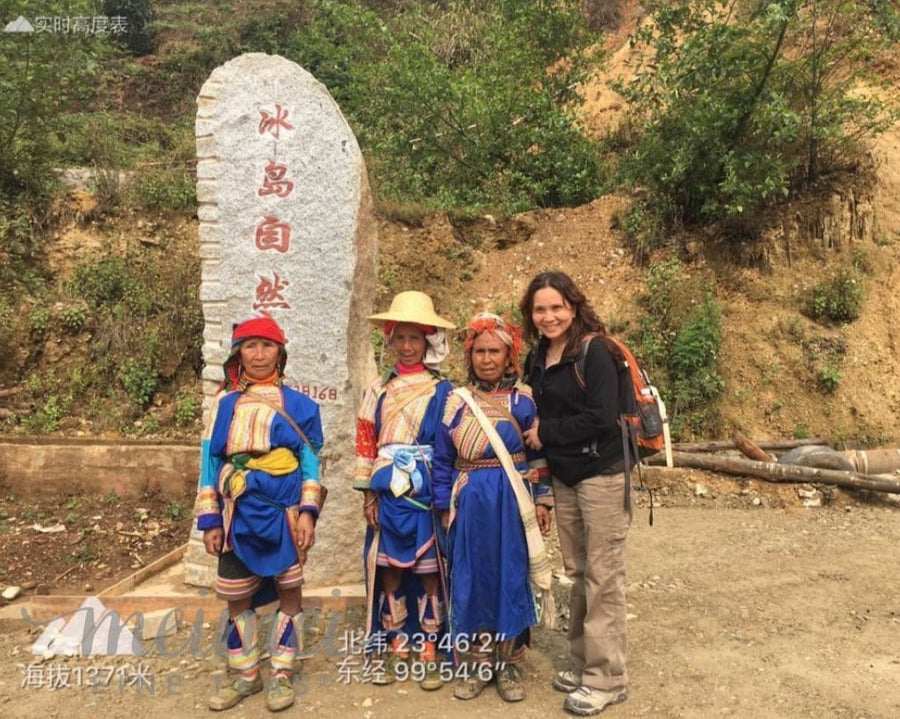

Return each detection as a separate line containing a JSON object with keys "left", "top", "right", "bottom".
{"left": 0, "top": 0, "right": 898, "bottom": 446}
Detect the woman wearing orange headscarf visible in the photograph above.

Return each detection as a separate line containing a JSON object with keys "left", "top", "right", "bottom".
{"left": 432, "top": 312, "right": 553, "bottom": 703}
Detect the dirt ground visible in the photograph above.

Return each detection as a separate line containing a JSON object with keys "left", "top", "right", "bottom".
{"left": 0, "top": 487, "right": 195, "bottom": 598}
{"left": 0, "top": 472, "right": 898, "bottom": 718}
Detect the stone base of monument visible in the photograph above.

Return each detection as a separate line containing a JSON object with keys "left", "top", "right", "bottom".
{"left": 21, "top": 542, "right": 365, "bottom": 624}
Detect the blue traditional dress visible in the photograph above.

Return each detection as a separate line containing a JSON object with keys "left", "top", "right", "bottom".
{"left": 354, "top": 367, "right": 453, "bottom": 636}
{"left": 195, "top": 383, "right": 323, "bottom": 603}
{"left": 432, "top": 381, "right": 551, "bottom": 643}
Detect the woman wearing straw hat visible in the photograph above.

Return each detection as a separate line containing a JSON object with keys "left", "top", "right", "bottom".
{"left": 353, "top": 290, "right": 455, "bottom": 691}
{"left": 195, "top": 312, "right": 324, "bottom": 712}
{"left": 432, "top": 312, "right": 554, "bottom": 703}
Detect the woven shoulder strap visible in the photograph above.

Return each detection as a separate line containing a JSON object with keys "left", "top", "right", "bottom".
{"left": 454, "top": 387, "right": 551, "bottom": 591}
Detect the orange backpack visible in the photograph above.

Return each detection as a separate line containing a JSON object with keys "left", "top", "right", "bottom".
{"left": 573, "top": 334, "right": 668, "bottom": 459}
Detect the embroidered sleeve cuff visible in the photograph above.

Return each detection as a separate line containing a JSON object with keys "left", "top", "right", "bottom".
{"left": 299, "top": 480, "right": 322, "bottom": 519}
{"left": 197, "top": 514, "right": 223, "bottom": 531}
{"left": 194, "top": 488, "right": 220, "bottom": 518}
{"left": 353, "top": 457, "right": 374, "bottom": 489}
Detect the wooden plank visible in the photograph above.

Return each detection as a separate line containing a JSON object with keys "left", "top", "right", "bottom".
{"left": 671, "top": 438, "right": 829, "bottom": 453}
{"left": 99, "top": 544, "right": 189, "bottom": 597}
{"left": 647, "top": 451, "right": 900, "bottom": 493}
{"left": 732, "top": 431, "right": 776, "bottom": 462}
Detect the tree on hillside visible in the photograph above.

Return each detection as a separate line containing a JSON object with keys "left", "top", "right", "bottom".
{"left": 0, "top": 1, "right": 113, "bottom": 198}
{"left": 0, "top": 1, "right": 113, "bottom": 288}
{"left": 288, "top": 0, "right": 604, "bottom": 212}
{"left": 615, "top": 0, "right": 898, "bottom": 231}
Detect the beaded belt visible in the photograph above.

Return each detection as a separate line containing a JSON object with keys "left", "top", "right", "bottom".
{"left": 455, "top": 452, "right": 526, "bottom": 470}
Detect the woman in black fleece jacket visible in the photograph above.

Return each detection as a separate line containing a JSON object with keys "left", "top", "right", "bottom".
{"left": 520, "top": 271, "right": 631, "bottom": 717}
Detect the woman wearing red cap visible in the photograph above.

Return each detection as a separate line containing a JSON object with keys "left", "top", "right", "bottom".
{"left": 195, "top": 312, "right": 324, "bottom": 712}
{"left": 354, "top": 291, "right": 455, "bottom": 691}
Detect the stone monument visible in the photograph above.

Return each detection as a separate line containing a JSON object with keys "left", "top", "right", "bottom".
{"left": 185, "top": 53, "right": 377, "bottom": 588}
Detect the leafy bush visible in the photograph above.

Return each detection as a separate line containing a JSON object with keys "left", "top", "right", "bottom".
{"left": 616, "top": 199, "right": 670, "bottom": 259}
{"left": 615, "top": 0, "right": 898, "bottom": 229}
{"left": 102, "top": 0, "right": 156, "bottom": 55}
{"left": 0, "top": 198, "right": 48, "bottom": 294}
{"left": 62, "top": 305, "right": 87, "bottom": 333}
{"left": 0, "top": 1, "right": 114, "bottom": 198}
{"left": 175, "top": 391, "right": 198, "bottom": 427}
{"left": 166, "top": 501, "right": 187, "bottom": 521}
{"left": 122, "top": 359, "right": 157, "bottom": 409}
{"left": 818, "top": 364, "right": 841, "bottom": 393}
{"left": 633, "top": 258, "right": 725, "bottom": 438}
{"left": 804, "top": 268, "right": 865, "bottom": 323}
{"left": 29, "top": 308, "right": 51, "bottom": 334}
{"left": 23, "top": 397, "right": 63, "bottom": 434}
{"left": 288, "top": 0, "right": 604, "bottom": 212}
{"left": 69, "top": 255, "right": 159, "bottom": 316}
{"left": 126, "top": 166, "right": 196, "bottom": 211}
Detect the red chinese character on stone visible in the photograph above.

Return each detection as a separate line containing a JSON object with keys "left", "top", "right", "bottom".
{"left": 258, "top": 160, "right": 294, "bottom": 198}
{"left": 253, "top": 273, "right": 291, "bottom": 310}
{"left": 255, "top": 216, "right": 292, "bottom": 253}
{"left": 258, "top": 105, "right": 294, "bottom": 139}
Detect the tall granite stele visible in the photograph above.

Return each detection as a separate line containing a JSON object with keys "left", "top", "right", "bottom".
{"left": 185, "top": 53, "right": 377, "bottom": 589}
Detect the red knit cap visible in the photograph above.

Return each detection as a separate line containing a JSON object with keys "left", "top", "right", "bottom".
{"left": 222, "top": 313, "right": 287, "bottom": 390}
{"left": 231, "top": 313, "right": 286, "bottom": 348}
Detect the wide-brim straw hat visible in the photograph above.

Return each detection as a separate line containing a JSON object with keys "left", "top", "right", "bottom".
{"left": 368, "top": 290, "right": 455, "bottom": 329}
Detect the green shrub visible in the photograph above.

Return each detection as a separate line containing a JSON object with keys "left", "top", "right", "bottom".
{"left": 127, "top": 166, "right": 196, "bottom": 211}
{"left": 62, "top": 305, "right": 87, "bottom": 333}
{"left": 166, "top": 501, "right": 187, "bottom": 521}
{"left": 617, "top": 199, "right": 670, "bottom": 259}
{"left": 122, "top": 359, "right": 157, "bottom": 408}
{"left": 29, "top": 308, "right": 51, "bottom": 334}
{"left": 0, "top": 2, "right": 114, "bottom": 198}
{"left": 102, "top": 0, "right": 156, "bottom": 55}
{"left": 804, "top": 268, "right": 865, "bottom": 323}
{"left": 288, "top": 0, "right": 603, "bottom": 212}
{"left": 175, "top": 391, "right": 198, "bottom": 427}
{"left": 818, "top": 364, "right": 841, "bottom": 393}
{"left": 23, "top": 397, "right": 63, "bottom": 434}
{"left": 70, "top": 255, "right": 158, "bottom": 316}
{"left": 615, "top": 0, "right": 897, "bottom": 229}
{"left": 633, "top": 258, "right": 725, "bottom": 438}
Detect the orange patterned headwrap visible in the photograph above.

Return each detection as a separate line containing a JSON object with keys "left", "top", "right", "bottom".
{"left": 464, "top": 312, "right": 523, "bottom": 376}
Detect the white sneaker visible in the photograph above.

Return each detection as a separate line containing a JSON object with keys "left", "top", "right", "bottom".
{"left": 563, "top": 685, "right": 627, "bottom": 715}
{"left": 553, "top": 669, "right": 581, "bottom": 693}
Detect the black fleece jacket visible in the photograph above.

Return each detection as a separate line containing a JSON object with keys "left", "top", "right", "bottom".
{"left": 525, "top": 336, "right": 626, "bottom": 486}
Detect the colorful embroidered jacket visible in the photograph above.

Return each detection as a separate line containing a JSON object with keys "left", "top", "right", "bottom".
{"left": 431, "top": 382, "right": 552, "bottom": 514}
{"left": 353, "top": 368, "right": 453, "bottom": 491}
{"left": 195, "top": 383, "right": 323, "bottom": 576}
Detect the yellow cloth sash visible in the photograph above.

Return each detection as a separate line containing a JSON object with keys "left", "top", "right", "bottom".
{"left": 223, "top": 447, "right": 299, "bottom": 500}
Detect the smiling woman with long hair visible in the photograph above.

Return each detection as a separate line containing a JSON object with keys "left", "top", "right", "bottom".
{"left": 520, "top": 271, "right": 632, "bottom": 717}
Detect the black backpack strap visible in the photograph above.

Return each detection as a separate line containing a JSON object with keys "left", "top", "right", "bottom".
{"left": 620, "top": 416, "right": 632, "bottom": 517}
{"left": 621, "top": 419, "right": 653, "bottom": 527}
{"left": 573, "top": 336, "right": 592, "bottom": 391}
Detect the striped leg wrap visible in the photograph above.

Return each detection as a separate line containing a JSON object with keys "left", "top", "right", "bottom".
{"left": 417, "top": 594, "right": 444, "bottom": 635}
{"left": 380, "top": 591, "right": 408, "bottom": 632}
{"left": 269, "top": 609, "right": 303, "bottom": 677}
{"left": 226, "top": 610, "right": 260, "bottom": 681}
{"left": 497, "top": 637, "right": 527, "bottom": 665}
